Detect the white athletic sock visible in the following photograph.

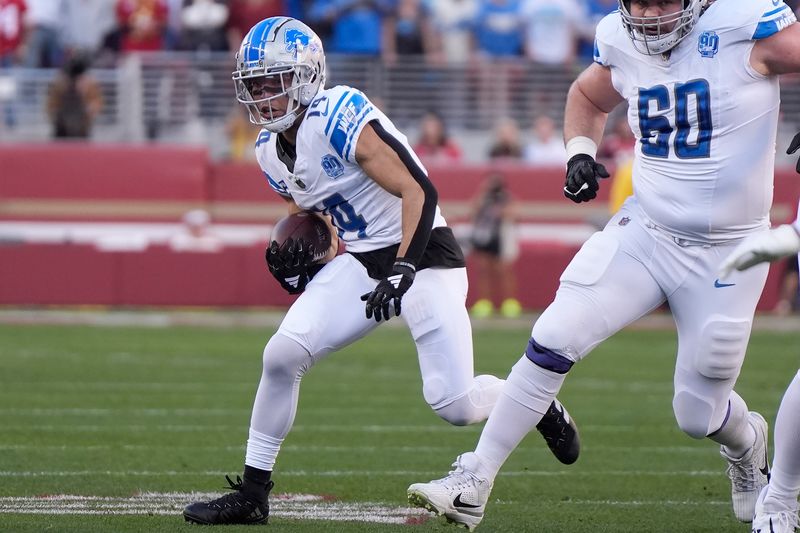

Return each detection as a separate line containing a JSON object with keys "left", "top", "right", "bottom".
{"left": 713, "top": 391, "right": 755, "bottom": 458}
{"left": 245, "top": 428, "right": 283, "bottom": 471}
{"left": 474, "top": 356, "right": 566, "bottom": 481}
{"left": 764, "top": 370, "right": 800, "bottom": 513}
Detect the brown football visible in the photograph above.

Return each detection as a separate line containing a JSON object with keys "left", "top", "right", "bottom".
{"left": 270, "top": 211, "right": 335, "bottom": 263}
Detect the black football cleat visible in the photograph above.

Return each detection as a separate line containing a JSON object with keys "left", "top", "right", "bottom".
{"left": 183, "top": 475, "right": 273, "bottom": 525}
{"left": 535, "top": 399, "right": 580, "bottom": 465}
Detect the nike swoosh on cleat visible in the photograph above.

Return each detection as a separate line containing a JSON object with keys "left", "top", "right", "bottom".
{"left": 714, "top": 279, "right": 735, "bottom": 288}
{"left": 453, "top": 494, "right": 481, "bottom": 509}
{"left": 760, "top": 446, "right": 770, "bottom": 478}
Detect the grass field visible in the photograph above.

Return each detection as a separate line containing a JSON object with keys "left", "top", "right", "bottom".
{"left": 0, "top": 318, "right": 797, "bottom": 532}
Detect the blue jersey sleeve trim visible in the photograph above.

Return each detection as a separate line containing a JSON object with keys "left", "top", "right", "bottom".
{"left": 593, "top": 39, "right": 604, "bottom": 65}
{"left": 753, "top": 5, "right": 795, "bottom": 40}
{"left": 255, "top": 131, "right": 271, "bottom": 148}
{"left": 762, "top": 4, "right": 789, "bottom": 18}
{"left": 324, "top": 91, "right": 350, "bottom": 135}
{"left": 330, "top": 92, "right": 371, "bottom": 160}
{"left": 343, "top": 107, "right": 374, "bottom": 161}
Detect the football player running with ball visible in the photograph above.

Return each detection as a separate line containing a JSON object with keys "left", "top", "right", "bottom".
{"left": 183, "top": 17, "right": 578, "bottom": 526}
{"left": 408, "top": 0, "right": 800, "bottom": 530}
{"left": 718, "top": 134, "right": 800, "bottom": 533}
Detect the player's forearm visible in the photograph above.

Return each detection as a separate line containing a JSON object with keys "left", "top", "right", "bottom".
{"left": 362, "top": 121, "right": 437, "bottom": 265}
{"left": 563, "top": 81, "right": 608, "bottom": 147}
{"left": 397, "top": 186, "right": 426, "bottom": 258}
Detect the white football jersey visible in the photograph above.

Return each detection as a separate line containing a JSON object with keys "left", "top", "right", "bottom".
{"left": 595, "top": 0, "right": 797, "bottom": 242}
{"left": 255, "top": 85, "right": 447, "bottom": 253}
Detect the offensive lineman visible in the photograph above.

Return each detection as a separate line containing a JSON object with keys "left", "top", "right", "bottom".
{"left": 407, "top": 0, "right": 800, "bottom": 530}
{"left": 182, "top": 17, "right": 578, "bottom": 525}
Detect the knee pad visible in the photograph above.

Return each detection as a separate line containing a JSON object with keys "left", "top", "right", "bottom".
{"left": 694, "top": 318, "right": 750, "bottom": 380}
{"left": 422, "top": 375, "right": 448, "bottom": 408}
{"left": 262, "top": 333, "right": 312, "bottom": 382}
{"left": 673, "top": 390, "right": 715, "bottom": 439}
{"left": 432, "top": 375, "right": 504, "bottom": 426}
{"left": 434, "top": 395, "right": 483, "bottom": 426}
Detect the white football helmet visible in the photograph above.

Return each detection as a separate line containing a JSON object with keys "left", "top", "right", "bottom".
{"left": 233, "top": 17, "right": 326, "bottom": 132}
{"left": 619, "top": 0, "right": 706, "bottom": 55}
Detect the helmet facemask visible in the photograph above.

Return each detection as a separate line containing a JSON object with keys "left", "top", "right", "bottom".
{"left": 234, "top": 65, "right": 318, "bottom": 132}
{"left": 619, "top": 0, "right": 705, "bottom": 55}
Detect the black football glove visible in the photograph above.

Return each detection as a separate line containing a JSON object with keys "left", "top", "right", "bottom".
{"left": 360, "top": 259, "right": 416, "bottom": 322}
{"left": 787, "top": 132, "right": 800, "bottom": 174}
{"left": 564, "top": 154, "right": 610, "bottom": 203}
{"left": 265, "top": 237, "right": 320, "bottom": 295}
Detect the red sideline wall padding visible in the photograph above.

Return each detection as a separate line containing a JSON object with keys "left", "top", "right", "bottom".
{"left": 209, "top": 162, "right": 276, "bottom": 203}
{"left": 0, "top": 242, "right": 785, "bottom": 311}
{"left": 0, "top": 243, "right": 117, "bottom": 305}
{"left": 0, "top": 144, "right": 209, "bottom": 201}
{"left": 0, "top": 243, "right": 293, "bottom": 308}
{"left": 1, "top": 144, "right": 798, "bottom": 224}
{"left": 0, "top": 145, "right": 796, "bottom": 310}
{"left": 427, "top": 163, "right": 602, "bottom": 203}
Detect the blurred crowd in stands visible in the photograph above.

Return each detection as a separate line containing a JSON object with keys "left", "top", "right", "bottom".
{"left": 3, "top": 0, "right": 800, "bottom": 72}
{"left": 16, "top": 0, "right": 800, "bottom": 70}
{"left": 2, "top": 0, "right": 799, "bottom": 161}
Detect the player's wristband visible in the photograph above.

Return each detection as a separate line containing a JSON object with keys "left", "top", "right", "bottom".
{"left": 393, "top": 258, "right": 416, "bottom": 274}
{"left": 565, "top": 136, "right": 598, "bottom": 161}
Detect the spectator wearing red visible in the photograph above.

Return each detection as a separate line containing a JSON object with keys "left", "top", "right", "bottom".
{"left": 226, "top": 0, "right": 284, "bottom": 52}
{"left": 413, "top": 111, "right": 462, "bottom": 164}
{"left": 116, "top": 0, "right": 169, "bottom": 52}
{"left": 0, "top": 0, "right": 25, "bottom": 129}
{"left": 0, "top": 0, "right": 26, "bottom": 67}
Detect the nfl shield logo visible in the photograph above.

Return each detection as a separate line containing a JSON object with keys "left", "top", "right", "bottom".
{"left": 618, "top": 216, "right": 631, "bottom": 226}
{"left": 698, "top": 31, "right": 719, "bottom": 58}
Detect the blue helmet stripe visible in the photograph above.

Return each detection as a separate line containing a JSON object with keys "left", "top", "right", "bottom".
{"left": 265, "top": 17, "right": 291, "bottom": 42}
{"left": 244, "top": 18, "right": 283, "bottom": 63}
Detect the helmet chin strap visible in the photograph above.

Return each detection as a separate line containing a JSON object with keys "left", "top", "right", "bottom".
{"left": 262, "top": 103, "right": 309, "bottom": 134}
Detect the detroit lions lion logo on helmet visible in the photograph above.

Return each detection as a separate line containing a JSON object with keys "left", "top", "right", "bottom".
{"left": 285, "top": 29, "right": 310, "bottom": 53}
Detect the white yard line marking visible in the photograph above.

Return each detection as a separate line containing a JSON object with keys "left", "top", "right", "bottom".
{"left": 1, "top": 423, "right": 679, "bottom": 434}
{"left": 0, "top": 444, "right": 711, "bottom": 453}
{"left": 494, "top": 499, "right": 730, "bottom": 506}
{"left": 0, "top": 492, "right": 732, "bottom": 521}
{"left": 0, "top": 470, "right": 723, "bottom": 477}
{"left": 0, "top": 492, "right": 431, "bottom": 524}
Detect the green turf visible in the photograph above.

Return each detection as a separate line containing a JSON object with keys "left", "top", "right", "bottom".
{"left": 0, "top": 321, "right": 797, "bottom": 532}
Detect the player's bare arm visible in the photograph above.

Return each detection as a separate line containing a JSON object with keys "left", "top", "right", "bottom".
{"left": 564, "top": 63, "right": 624, "bottom": 144}
{"left": 562, "top": 63, "right": 623, "bottom": 203}
{"left": 751, "top": 21, "right": 800, "bottom": 76}
{"left": 355, "top": 121, "right": 436, "bottom": 261}
{"left": 355, "top": 120, "right": 438, "bottom": 321}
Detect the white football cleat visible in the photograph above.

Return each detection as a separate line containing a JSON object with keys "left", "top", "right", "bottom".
{"left": 721, "top": 411, "right": 770, "bottom": 522}
{"left": 752, "top": 485, "right": 800, "bottom": 533}
{"left": 407, "top": 452, "right": 492, "bottom": 531}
